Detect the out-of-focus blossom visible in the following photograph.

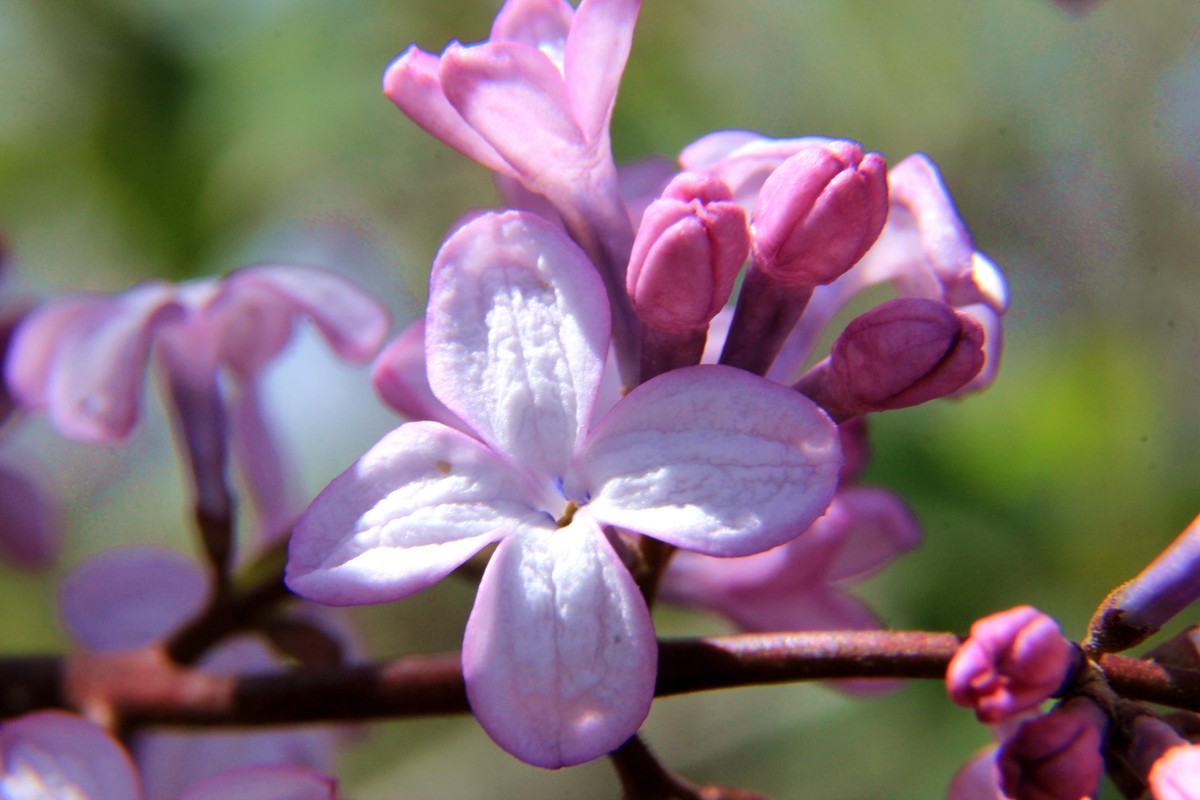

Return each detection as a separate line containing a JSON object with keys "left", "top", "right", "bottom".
{"left": 58, "top": 546, "right": 344, "bottom": 800}
{"left": 7, "top": 266, "right": 388, "bottom": 545}
{"left": 946, "top": 746, "right": 1006, "bottom": 800}
{"left": 1086, "top": 513, "right": 1200, "bottom": 655}
{"left": 0, "top": 464, "right": 60, "bottom": 570}
{"left": 750, "top": 142, "right": 888, "bottom": 288}
{"left": 996, "top": 698, "right": 1107, "bottom": 800}
{"left": 1122, "top": 713, "right": 1200, "bottom": 800}
{"left": 795, "top": 297, "right": 986, "bottom": 421}
{"left": 287, "top": 211, "right": 841, "bottom": 768}
{"left": 370, "top": 319, "right": 465, "bottom": 429}
{"left": 660, "top": 486, "right": 919, "bottom": 634}
{"left": 627, "top": 172, "right": 748, "bottom": 334}
{"left": 0, "top": 711, "right": 139, "bottom": 800}
{"left": 947, "top": 606, "right": 1075, "bottom": 724}
{"left": 0, "top": 710, "right": 338, "bottom": 800}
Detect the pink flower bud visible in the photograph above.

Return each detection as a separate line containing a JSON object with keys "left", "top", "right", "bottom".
{"left": 626, "top": 172, "right": 749, "bottom": 332}
{"left": 794, "top": 297, "right": 985, "bottom": 419}
{"left": 947, "top": 606, "right": 1076, "bottom": 724}
{"left": 997, "top": 698, "right": 1107, "bottom": 800}
{"left": 751, "top": 141, "right": 888, "bottom": 288}
{"left": 1124, "top": 714, "right": 1200, "bottom": 799}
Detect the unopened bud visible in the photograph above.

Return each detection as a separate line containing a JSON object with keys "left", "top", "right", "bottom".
{"left": 1086, "top": 513, "right": 1200, "bottom": 655}
{"left": 751, "top": 141, "right": 888, "bottom": 288}
{"left": 997, "top": 698, "right": 1107, "bottom": 800}
{"left": 627, "top": 172, "right": 749, "bottom": 333}
{"left": 794, "top": 297, "right": 985, "bottom": 419}
{"left": 947, "top": 606, "right": 1076, "bottom": 724}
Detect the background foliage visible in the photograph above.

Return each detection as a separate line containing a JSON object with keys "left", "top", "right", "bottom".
{"left": 2, "top": 0, "right": 1198, "bottom": 796}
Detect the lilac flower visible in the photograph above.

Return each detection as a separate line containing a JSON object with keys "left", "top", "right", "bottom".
{"left": 6, "top": 266, "right": 388, "bottom": 545}
{"left": 947, "top": 606, "right": 1076, "bottom": 724}
{"left": 384, "top": 0, "right": 643, "bottom": 376}
{"left": 0, "top": 711, "right": 337, "bottom": 800}
{"left": 287, "top": 211, "right": 842, "bottom": 767}
{"left": 660, "top": 486, "right": 919, "bottom": 635}
{"left": 58, "top": 546, "right": 343, "bottom": 800}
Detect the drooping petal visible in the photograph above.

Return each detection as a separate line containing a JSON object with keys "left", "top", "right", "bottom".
{"left": 563, "top": 0, "right": 641, "bottom": 141}
{"left": 426, "top": 211, "right": 610, "bottom": 480}
{"left": 217, "top": 265, "right": 390, "bottom": 375}
{"left": 440, "top": 42, "right": 591, "bottom": 193}
{"left": 7, "top": 284, "right": 183, "bottom": 442}
{"left": 815, "top": 487, "right": 922, "bottom": 582}
{"left": 383, "top": 45, "right": 517, "bottom": 177}
{"left": 579, "top": 364, "right": 841, "bottom": 557}
{"left": 462, "top": 513, "right": 656, "bottom": 768}
{"left": 0, "top": 711, "right": 139, "bottom": 800}
{"left": 227, "top": 380, "right": 296, "bottom": 544}
{"left": 286, "top": 421, "right": 544, "bottom": 606}
{"left": 178, "top": 765, "right": 336, "bottom": 800}
{"left": 371, "top": 319, "right": 465, "bottom": 429}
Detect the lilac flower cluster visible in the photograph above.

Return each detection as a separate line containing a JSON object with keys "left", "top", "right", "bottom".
{"left": 289, "top": 0, "right": 1006, "bottom": 770}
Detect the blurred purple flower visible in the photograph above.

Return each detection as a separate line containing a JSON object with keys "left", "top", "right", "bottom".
{"left": 996, "top": 698, "right": 1107, "bottom": 800}
{"left": 287, "top": 211, "right": 842, "bottom": 768}
{"left": 6, "top": 266, "right": 388, "bottom": 544}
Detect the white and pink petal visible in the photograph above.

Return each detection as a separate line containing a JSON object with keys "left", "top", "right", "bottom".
{"left": 462, "top": 513, "right": 656, "bottom": 768}
{"left": 286, "top": 421, "right": 543, "bottom": 606}
{"left": 579, "top": 365, "right": 841, "bottom": 557}
{"left": 0, "top": 711, "right": 139, "bottom": 800}
{"left": 426, "top": 212, "right": 610, "bottom": 480}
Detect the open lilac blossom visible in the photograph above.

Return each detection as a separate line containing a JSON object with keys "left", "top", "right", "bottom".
{"left": 947, "top": 606, "right": 1075, "bottom": 724}
{"left": 996, "top": 698, "right": 1107, "bottom": 800}
{"left": 1086, "top": 513, "right": 1200, "bottom": 655}
{"left": 6, "top": 266, "right": 388, "bottom": 545}
{"left": 660, "top": 486, "right": 919, "bottom": 635}
{"left": 0, "top": 710, "right": 338, "bottom": 800}
{"left": 59, "top": 546, "right": 342, "bottom": 800}
{"left": 287, "top": 211, "right": 841, "bottom": 768}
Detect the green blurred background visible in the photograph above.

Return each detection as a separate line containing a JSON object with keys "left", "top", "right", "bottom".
{"left": 2, "top": 0, "right": 1199, "bottom": 796}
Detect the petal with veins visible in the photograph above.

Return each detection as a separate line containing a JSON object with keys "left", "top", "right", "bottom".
{"left": 580, "top": 365, "right": 841, "bottom": 557}
{"left": 427, "top": 212, "right": 609, "bottom": 480}
{"left": 463, "top": 513, "right": 656, "bottom": 768}
{"left": 287, "top": 421, "right": 545, "bottom": 606}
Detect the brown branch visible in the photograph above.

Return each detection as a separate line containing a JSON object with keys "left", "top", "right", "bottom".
{"left": 4, "top": 631, "right": 1200, "bottom": 732}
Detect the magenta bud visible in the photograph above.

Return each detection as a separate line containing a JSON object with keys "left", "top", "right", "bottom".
{"left": 626, "top": 172, "right": 749, "bottom": 332}
{"left": 997, "top": 698, "right": 1107, "bottom": 800}
{"left": 750, "top": 141, "right": 888, "bottom": 288}
{"left": 795, "top": 297, "right": 985, "bottom": 419}
{"left": 947, "top": 606, "right": 1076, "bottom": 724}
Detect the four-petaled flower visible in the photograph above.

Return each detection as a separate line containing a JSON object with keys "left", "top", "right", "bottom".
{"left": 287, "top": 211, "right": 842, "bottom": 767}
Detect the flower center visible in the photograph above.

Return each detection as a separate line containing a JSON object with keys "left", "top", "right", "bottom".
{"left": 556, "top": 501, "right": 580, "bottom": 529}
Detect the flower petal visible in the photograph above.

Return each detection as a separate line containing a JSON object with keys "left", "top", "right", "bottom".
{"left": 383, "top": 45, "right": 517, "bottom": 177}
{"left": 371, "top": 319, "right": 466, "bottom": 429}
{"left": 579, "top": 364, "right": 841, "bottom": 557}
{"left": 178, "top": 765, "right": 336, "bottom": 800}
{"left": 0, "top": 711, "right": 139, "bottom": 800}
{"left": 59, "top": 546, "right": 208, "bottom": 650}
{"left": 0, "top": 464, "right": 59, "bottom": 570}
{"left": 218, "top": 265, "right": 390, "bottom": 374}
{"left": 440, "top": 41, "right": 590, "bottom": 192}
{"left": 463, "top": 513, "right": 656, "bottom": 768}
{"left": 8, "top": 284, "right": 182, "bottom": 442}
{"left": 491, "top": 0, "right": 574, "bottom": 62}
{"left": 563, "top": 0, "right": 641, "bottom": 141}
{"left": 426, "top": 211, "right": 610, "bottom": 480}
{"left": 286, "top": 421, "right": 542, "bottom": 605}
